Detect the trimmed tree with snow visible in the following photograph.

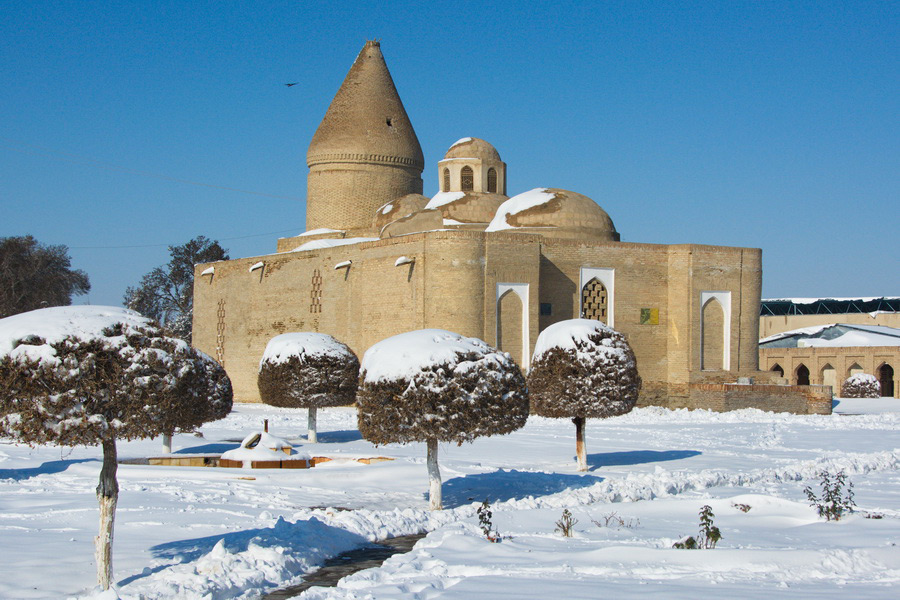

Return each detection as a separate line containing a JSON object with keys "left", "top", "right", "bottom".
{"left": 356, "top": 329, "right": 529, "bottom": 510}
{"left": 841, "top": 373, "right": 881, "bottom": 398}
{"left": 257, "top": 332, "right": 360, "bottom": 443}
{"left": 0, "top": 306, "right": 232, "bottom": 592}
{"left": 527, "top": 319, "right": 641, "bottom": 472}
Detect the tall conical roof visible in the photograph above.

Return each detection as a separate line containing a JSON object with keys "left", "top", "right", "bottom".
{"left": 307, "top": 40, "right": 424, "bottom": 170}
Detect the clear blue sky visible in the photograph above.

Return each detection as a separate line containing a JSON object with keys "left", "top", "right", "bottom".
{"left": 1, "top": 1, "right": 897, "bottom": 307}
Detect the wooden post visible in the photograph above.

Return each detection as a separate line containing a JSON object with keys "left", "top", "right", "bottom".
{"left": 573, "top": 416, "right": 587, "bottom": 472}
{"left": 427, "top": 438, "right": 442, "bottom": 510}
{"left": 95, "top": 437, "right": 119, "bottom": 590}
{"left": 308, "top": 407, "right": 318, "bottom": 443}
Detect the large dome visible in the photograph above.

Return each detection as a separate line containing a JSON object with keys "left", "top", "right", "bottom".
{"left": 373, "top": 193, "right": 429, "bottom": 231}
{"left": 443, "top": 137, "right": 502, "bottom": 162}
{"left": 425, "top": 191, "right": 507, "bottom": 226}
{"left": 485, "top": 188, "right": 619, "bottom": 241}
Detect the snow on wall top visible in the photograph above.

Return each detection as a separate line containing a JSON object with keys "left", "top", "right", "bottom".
{"left": 532, "top": 318, "right": 628, "bottom": 363}
{"left": 759, "top": 323, "right": 900, "bottom": 347}
{"left": 0, "top": 306, "right": 157, "bottom": 364}
{"left": 260, "top": 332, "right": 354, "bottom": 368}
{"left": 298, "top": 228, "right": 344, "bottom": 237}
{"left": 425, "top": 191, "right": 466, "bottom": 210}
{"left": 360, "top": 329, "right": 506, "bottom": 383}
{"left": 485, "top": 188, "right": 555, "bottom": 232}
{"left": 292, "top": 237, "right": 378, "bottom": 252}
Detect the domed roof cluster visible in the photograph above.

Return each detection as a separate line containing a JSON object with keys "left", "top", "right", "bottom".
{"left": 370, "top": 138, "right": 618, "bottom": 242}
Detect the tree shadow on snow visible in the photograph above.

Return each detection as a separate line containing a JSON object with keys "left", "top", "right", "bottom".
{"left": 122, "top": 516, "right": 369, "bottom": 586}
{"left": 173, "top": 442, "right": 239, "bottom": 454}
{"left": 586, "top": 449, "right": 701, "bottom": 471}
{"left": 439, "top": 469, "right": 603, "bottom": 509}
{"left": 311, "top": 429, "right": 362, "bottom": 444}
{"left": 0, "top": 458, "right": 95, "bottom": 481}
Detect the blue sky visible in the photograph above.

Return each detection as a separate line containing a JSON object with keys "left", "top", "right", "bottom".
{"left": 1, "top": 1, "right": 897, "bottom": 307}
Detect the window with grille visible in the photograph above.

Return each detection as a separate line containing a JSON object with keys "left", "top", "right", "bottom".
{"left": 581, "top": 279, "right": 608, "bottom": 323}
{"left": 487, "top": 168, "right": 497, "bottom": 193}
{"left": 461, "top": 166, "right": 474, "bottom": 191}
{"left": 442, "top": 168, "right": 450, "bottom": 192}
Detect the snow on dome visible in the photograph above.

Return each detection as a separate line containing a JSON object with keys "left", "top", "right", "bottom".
{"left": 532, "top": 318, "right": 629, "bottom": 364}
{"left": 373, "top": 194, "right": 430, "bottom": 232}
{"left": 486, "top": 188, "right": 555, "bottom": 232}
{"left": 0, "top": 306, "right": 157, "bottom": 364}
{"left": 360, "top": 329, "right": 507, "bottom": 384}
{"left": 425, "top": 191, "right": 466, "bottom": 210}
{"left": 292, "top": 237, "right": 378, "bottom": 252}
{"left": 442, "top": 137, "right": 502, "bottom": 161}
{"left": 260, "top": 332, "right": 356, "bottom": 368}
{"left": 486, "top": 188, "right": 619, "bottom": 241}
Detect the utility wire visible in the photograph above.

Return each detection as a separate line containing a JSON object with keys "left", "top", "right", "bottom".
{"left": 0, "top": 136, "right": 304, "bottom": 201}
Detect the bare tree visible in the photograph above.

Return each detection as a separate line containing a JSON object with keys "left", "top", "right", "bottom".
{"left": 527, "top": 319, "right": 641, "bottom": 471}
{"left": 124, "top": 236, "right": 228, "bottom": 341}
{"left": 0, "top": 235, "right": 90, "bottom": 318}
{"left": 0, "top": 306, "right": 233, "bottom": 590}
{"left": 257, "top": 333, "right": 360, "bottom": 442}
{"left": 357, "top": 329, "right": 528, "bottom": 510}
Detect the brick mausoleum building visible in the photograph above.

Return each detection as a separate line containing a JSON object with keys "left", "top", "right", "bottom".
{"left": 193, "top": 40, "right": 828, "bottom": 414}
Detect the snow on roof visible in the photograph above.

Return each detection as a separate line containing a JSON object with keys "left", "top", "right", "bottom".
{"left": 450, "top": 137, "right": 472, "bottom": 147}
{"left": 360, "top": 329, "right": 504, "bottom": 383}
{"left": 485, "top": 188, "right": 555, "bottom": 232}
{"left": 0, "top": 306, "right": 157, "bottom": 364}
{"left": 532, "top": 318, "right": 627, "bottom": 363}
{"left": 260, "top": 332, "right": 354, "bottom": 367}
{"left": 760, "top": 323, "right": 900, "bottom": 348}
{"left": 298, "top": 228, "right": 344, "bottom": 237}
{"left": 425, "top": 191, "right": 465, "bottom": 210}
{"left": 763, "top": 297, "right": 898, "bottom": 304}
{"left": 292, "top": 237, "right": 378, "bottom": 252}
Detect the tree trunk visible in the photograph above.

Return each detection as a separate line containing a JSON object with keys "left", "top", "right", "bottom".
{"left": 95, "top": 437, "right": 119, "bottom": 590}
{"left": 573, "top": 416, "right": 587, "bottom": 472}
{"left": 427, "top": 438, "right": 442, "bottom": 510}
{"left": 162, "top": 433, "right": 172, "bottom": 454}
{"left": 308, "top": 407, "right": 318, "bottom": 443}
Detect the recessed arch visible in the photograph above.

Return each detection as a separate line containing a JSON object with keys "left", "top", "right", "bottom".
{"left": 487, "top": 167, "right": 498, "bottom": 193}
{"left": 848, "top": 362, "right": 864, "bottom": 378}
{"left": 821, "top": 363, "right": 836, "bottom": 395}
{"left": 878, "top": 363, "right": 895, "bottom": 397}
{"left": 771, "top": 363, "right": 784, "bottom": 377}
{"left": 581, "top": 278, "right": 608, "bottom": 324}
{"left": 700, "top": 291, "right": 732, "bottom": 371}
{"left": 796, "top": 364, "right": 810, "bottom": 386}
{"left": 496, "top": 283, "right": 530, "bottom": 370}
{"left": 442, "top": 168, "right": 450, "bottom": 192}
{"left": 579, "top": 267, "right": 614, "bottom": 327}
{"left": 701, "top": 297, "right": 725, "bottom": 371}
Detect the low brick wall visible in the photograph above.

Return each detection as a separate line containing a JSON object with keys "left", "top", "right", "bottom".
{"left": 686, "top": 383, "right": 832, "bottom": 415}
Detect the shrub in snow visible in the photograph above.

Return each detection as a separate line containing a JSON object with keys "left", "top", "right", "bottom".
{"left": 841, "top": 373, "right": 881, "bottom": 398}
{"left": 673, "top": 505, "right": 722, "bottom": 549}
{"left": 357, "top": 329, "right": 528, "bottom": 510}
{"left": 0, "top": 306, "right": 232, "bottom": 591}
{"left": 257, "top": 333, "right": 359, "bottom": 443}
{"left": 555, "top": 509, "right": 577, "bottom": 537}
{"left": 527, "top": 319, "right": 641, "bottom": 471}
{"left": 805, "top": 470, "right": 856, "bottom": 521}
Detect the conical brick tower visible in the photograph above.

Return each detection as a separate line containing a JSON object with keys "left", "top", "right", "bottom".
{"left": 306, "top": 40, "right": 424, "bottom": 234}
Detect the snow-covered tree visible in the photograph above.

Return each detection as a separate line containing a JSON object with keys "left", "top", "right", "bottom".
{"left": 841, "top": 373, "right": 881, "bottom": 398}
{"left": 357, "top": 329, "right": 528, "bottom": 510}
{"left": 0, "top": 306, "right": 232, "bottom": 591}
{"left": 257, "top": 332, "right": 360, "bottom": 443}
{"left": 123, "top": 236, "right": 228, "bottom": 341}
{"left": 527, "top": 319, "right": 641, "bottom": 471}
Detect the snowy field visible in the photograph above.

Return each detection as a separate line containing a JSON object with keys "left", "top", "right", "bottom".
{"left": 0, "top": 399, "right": 898, "bottom": 599}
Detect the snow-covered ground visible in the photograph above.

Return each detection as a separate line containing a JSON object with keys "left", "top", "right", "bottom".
{"left": 1, "top": 399, "right": 898, "bottom": 599}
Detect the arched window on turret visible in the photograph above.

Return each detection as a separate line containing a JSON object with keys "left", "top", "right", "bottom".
{"left": 487, "top": 168, "right": 497, "bottom": 193}
{"left": 461, "top": 166, "right": 474, "bottom": 191}
{"left": 442, "top": 168, "right": 450, "bottom": 192}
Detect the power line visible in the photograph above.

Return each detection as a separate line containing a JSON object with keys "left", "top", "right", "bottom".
{"left": 0, "top": 136, "right": 304, "bottom": 201}
{"left": 70, "top": 228, "right": 302, "bottom": 250}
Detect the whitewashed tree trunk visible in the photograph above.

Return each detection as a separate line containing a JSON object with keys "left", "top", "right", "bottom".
{"left": 95, "top": 438, "right": 119, "bottom": 590}
{"left": 427, "top": 437, "right": 442, "bottom": 510}
{"left": 162, "top": 433, "right": 172, "bottom": 454}
{"left": 573, "top": 416, "right": 587, "bottom": 472}
{"left": 308, "top": 407, "right": 318, "bottom": 443}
